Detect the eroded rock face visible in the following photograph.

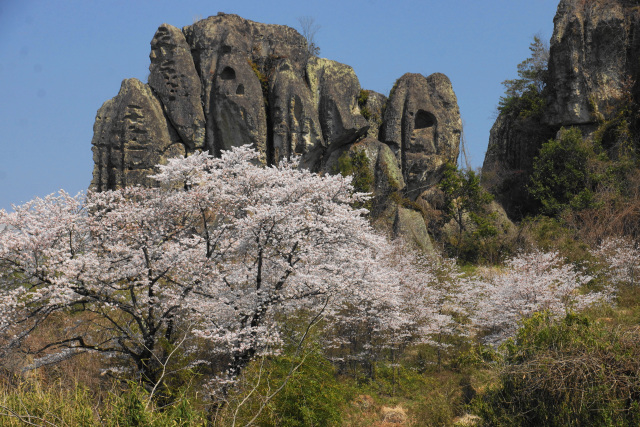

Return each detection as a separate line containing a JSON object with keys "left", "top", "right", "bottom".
{"left": 322, "top": 137, "right": 434, "bottom": 249}
{"left": 269, "top": 59, "right": 324, "bottom": 168}
{"left": 323, "top": 137, "right": 405, "bottom": 197}
{"left": 91, "top": 79, "right": 184, "bottom": 191}
{"left": 180, "top": 13, "right": 370, "bottom": 168}
{"left": 381, "top": 73, "right": 462, "bottom": 200}
{"left": 91, "top": 13, "right": 464, "bottom": 252}
{"left": 482, "top": 0, "right": 640, "bottom": 219}
{"left": 359, "top": 90, "right": 387, "bottom": 140}
{"left": 482, "top": 113, "right": 555, "bottom": 218}
{"left": 308, "top": 57, "right": 370, "bottom": 158}
{"left": 148, "top": 24, "right": 205, "bottom": 150}
{"left": 184, "top": 15, "right": 274, "bottom": 160}
{"left": 545, "top": 0, "right": 640, "bottom": 126}
{"left": 93, "top": 13, "right": 462, "bottom": 191}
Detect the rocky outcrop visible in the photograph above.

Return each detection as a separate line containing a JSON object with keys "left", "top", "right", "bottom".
{"left": 392, "top": 207, "right": 435, "bottom": 252}
{"left": 323, "top": 136, "right": 405, "bottom": 197}
{"left": 545, "top": 0, "right": 640, "bottom": 126}
{"left": 358, "top": 90, "right": 387, "bottom": 140}
{"left": 308, "top": 58, "right": 370, "bottom": 157}
{"left": 91, "top": 79, "right": 184, "bottom": 191}
{"left": 482, "top": 0, "right": 640, "bottom": 219}
{"left": 381, "top": 73, "right": 462, "bottom": 201}
{"left": 482, "top": 113, "right": 555, "bottom": 218}
{"left": 269, "top": 59, "right": 323, "bottom": 169}
{"left": 90, "top": 13, "right": 463, "bottom": 252}
{"left": 148, "top": 24, "right": 205, "bottom": 150}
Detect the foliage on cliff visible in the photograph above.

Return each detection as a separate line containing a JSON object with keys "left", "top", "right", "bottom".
{"left": 498, "top": 36, "right": 548, "bottom": 119}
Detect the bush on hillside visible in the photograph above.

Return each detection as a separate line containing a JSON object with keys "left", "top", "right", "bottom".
{"left": 477, "top": 312, "right": 640, "bottom": 426}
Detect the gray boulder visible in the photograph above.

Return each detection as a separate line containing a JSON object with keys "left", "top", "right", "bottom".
{"left": 393, "top": 206, "right": 434, "bottom": 253}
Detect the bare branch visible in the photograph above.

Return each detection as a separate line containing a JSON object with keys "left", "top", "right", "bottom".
{"left": 298, "top": 16, "right": 320, "bottom": 58}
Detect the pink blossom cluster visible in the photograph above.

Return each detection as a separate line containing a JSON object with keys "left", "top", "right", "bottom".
{"left": 467, "top": 250, "right": 608, "bottom": 345}
{"left": 0, "top": 146, "right": 618, "bottom": 386}
{"left": 593, "top": 237, "right": 640, "bottom": 286}
{"left": 0, "top": 147, "right": 457, "bottom": 384}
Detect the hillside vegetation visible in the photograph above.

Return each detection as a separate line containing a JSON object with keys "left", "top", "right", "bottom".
{"left": 1, "top": 144, "right": 639, "bottom": 426}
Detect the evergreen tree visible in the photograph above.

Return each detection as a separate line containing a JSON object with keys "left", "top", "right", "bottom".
{"left": 499, "top": 35, "right": 549, "bottom": 116}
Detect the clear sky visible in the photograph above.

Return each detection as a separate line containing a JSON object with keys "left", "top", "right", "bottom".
{"left": 0, "top": 0, "right": 560, "bottom": 210}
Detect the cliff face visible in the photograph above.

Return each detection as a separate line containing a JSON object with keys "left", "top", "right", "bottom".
{"left": 90, "top": 12, "right": 462, "bottom": 249}
{"left": 545, "top": 0, "right": 640, "bottom": 126}
{"left": 482, "top": 0, "right": 640, "bottom": 218}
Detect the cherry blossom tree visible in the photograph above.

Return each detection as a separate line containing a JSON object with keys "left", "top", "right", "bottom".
{"left": 322, "top": 246, "right": 474, "bottom": 373}
{"left": 0, "top": 147, "right": 410, "bottom": 393}
{"left": 468, "top": 250, "right": 609, "bottom": 345}
{"left": 593, "top": 237, "right": 640, "bottom": 286}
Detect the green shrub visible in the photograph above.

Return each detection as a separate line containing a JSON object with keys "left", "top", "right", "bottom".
{"left": 108, "top": 383, "right": 151, "bottom": 427}
{"left": 360, "top": 106, "right": 372, "bottom": 121}
{"left": 438, "top": 163, "right": 511, "bottom": 264}
{"left": 334, "top": 149, "right": 375, "bottom": 213}
{"left": 498, "top": 35, "right": 548, "bottom": 118}
{"left": 0, "top": 377, "right": 206, "bottom": 427}
{"left": 520, "top": 215, "right": 591, "bottom": 263}
{"left": 223, "top": 352, "right": 350, "bottom": 427}
{"left": 0, "top": 378, "right": 97, "bottom": 426}
{"left": 105, "top": 381, "right": 206, "bottom": 427}
{"left": 336, "top": 149, "right": 373, "bottom": 194}
{"left": 528, "top": 127, "right": 598, "bottom": 216}
{"left": 476, "top": 312, "right": 640, "bottom": 426}
{"left": 357, "top": 89, "right": 369, "bottom": 107}
{"left": 499, "top": 86, "right": 545, "bottom": 119}
{"left": 357, "top": 90, "right": 372, "bottom": 120}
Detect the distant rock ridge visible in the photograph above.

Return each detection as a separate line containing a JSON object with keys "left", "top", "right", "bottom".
{"left": 482, "top": 0, "right": 640, "bottom": 218}
{"left": 90, "top": 12, "right": 463, "bottom": 249}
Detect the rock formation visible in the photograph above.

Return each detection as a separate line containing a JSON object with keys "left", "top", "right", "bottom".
{"left": 482, "top": 0, "right": 640, "bottom": 219}
{"left": 381, "top": 73, "right": 462, "bottom": 201}
{"left": 358, "top": 90, "right": 387, "bottom": 140}
{"left": 149, "top": 24, "right": 206, "bottom": 150}
{"left": 91, "top": 79, "right": 185, "bottom": 191}
{"left": 545, "top": 0, "right": 640, "bottom": 127}
{"left": 90, "top": 12, "right": 463, "bottom": 249}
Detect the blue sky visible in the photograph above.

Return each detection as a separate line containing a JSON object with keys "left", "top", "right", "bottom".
{"left": 0, "top": 0, "right": 560, "bottom": 210}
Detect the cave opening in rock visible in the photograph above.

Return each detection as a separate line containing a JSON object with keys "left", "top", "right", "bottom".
{"left": 409, "top": 109, "right": 438, "bottom": 156}
{"left": 415, "top": 110, "right": 436, "bottom": 129}
{"left": 220, "top": 66, "right": 236, "bottom": 80}
{"left": 236, "top": 84, "right": 244, "bottom": 95}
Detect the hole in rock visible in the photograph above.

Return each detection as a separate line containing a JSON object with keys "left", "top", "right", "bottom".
{"left": 414, "top": 110, "right": 436, "bottom": 129}
{"left": 220, "top": 66, "right": 236, "bottom": 80}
